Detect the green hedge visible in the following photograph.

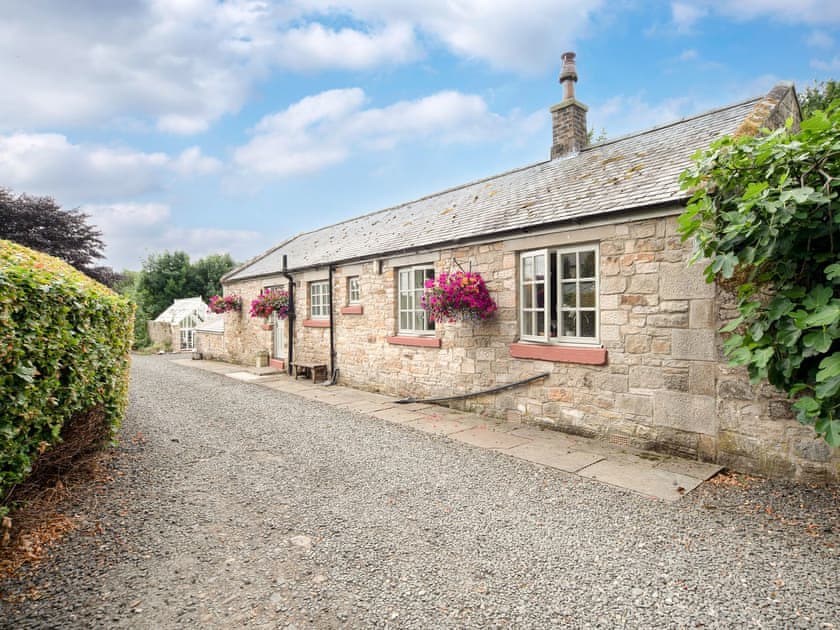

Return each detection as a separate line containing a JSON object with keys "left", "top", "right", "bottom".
{"left": 0, "top": 240, "right": 134, "bottom": 514}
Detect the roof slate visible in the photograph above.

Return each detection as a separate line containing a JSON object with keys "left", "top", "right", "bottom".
{"left": 226, "top": 95, "right": 761, "bottom": 282}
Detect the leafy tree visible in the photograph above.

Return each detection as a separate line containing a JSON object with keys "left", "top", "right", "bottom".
{"left": 191, "top": 253, "right": 237, "bottom": 300}
{"left": 135, "top": 251, "right": 237, "bottom": 319}
{"left": 678, "top": 105, "right": 840, "bottom": 447}
{"left": 136, "top": 251, "right": 193, "bottom": 319}
{"left": 0, "top": 187, "right": 121, "bottom": 287}
{"left": 114, "top": 270, "right": 151, "bottom": 349}
{"left": 799, "top": 79, "right": 840, "bottom": 118}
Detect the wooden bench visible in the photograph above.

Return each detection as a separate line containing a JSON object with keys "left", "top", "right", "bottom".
{"left": 291, "top": 361, "right": 328, "bottom": 383}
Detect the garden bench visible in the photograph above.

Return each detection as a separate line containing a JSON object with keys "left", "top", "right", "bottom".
{"left": 291, "top": 361, "right": 328, "bottom": 384}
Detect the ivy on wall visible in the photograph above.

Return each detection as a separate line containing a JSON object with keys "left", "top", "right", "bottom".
{"left": 678, "top": 105, "right": 840, "bottom": 447}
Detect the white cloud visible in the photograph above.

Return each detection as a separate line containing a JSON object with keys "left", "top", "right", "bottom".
{"left": 294, "top": 0, "right": 606, "bottom": 73}
{"left": 693, "top": 1, "right": 840, "bottom": 24}
{"left": 811, "top": 56, "right": 840, "bottom": 71}
{"left": 589, "top": 94, "right": 697, "bottom": 138}
{"left": 233, "top": 88, "right": 513, "bottom": 176}
{"left": 671, "top": 3, "right": 707, "bottom": 32}
{"left": 806, "top": 30, "right": 835, "bottom": 49}
{"left": 83, "top": 202, "right": 267, "bottom": 270}
{"left": 0, "top": 133, "right": 221, "bottom": 200}
{"left": 0, "top": 1, "right": 270, "bottom": 133}
{"left": 173, "top": 147, "right": 223, "bottom": 176}
{"left": 0, "top": 133, "right": 168, "bottom": 200}
{"left": 679, "top": 49, "right": 699, "bottom": 61}
{"left": 275, "top": 22, "right": 420, "bottom": 71}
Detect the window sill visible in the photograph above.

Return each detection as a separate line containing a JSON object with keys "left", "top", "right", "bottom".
{"left": 340, "top": 305, "right": 363, "bottom": 315}
{"left": 509, "top": 342, "right": 607, "bottom": 365}
{"left": 303, "top": 319, "right": 330, "bottom": 328}
{"left": 387, "top": 335, "right": 441, "bottom": 348}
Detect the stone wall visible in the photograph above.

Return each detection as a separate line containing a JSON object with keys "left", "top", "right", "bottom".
{"left": 223, "top": 214, "right": 839, "bottom": 482}
{"left": 147, "top": 320, "right": 176, "bottom": 351}
{"left": 195, "top": 330, "right": 226, "bottom": 360}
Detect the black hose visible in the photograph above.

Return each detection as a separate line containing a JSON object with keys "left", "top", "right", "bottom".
{"left": 394, "top": 372, "right": 550, "bottom": 404}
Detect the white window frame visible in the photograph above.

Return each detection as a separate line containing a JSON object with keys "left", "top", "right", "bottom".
{"left": 398, "top": 265, "right": 436, "bottom": 335}
{"left": 348, "top": 276, "right": 360, "bottom": 304}
{"left": 310, "top": 280, "right": 330, "bottom": 319}
{"left": 520, "top": 244, "right": 599, "bottom": 345}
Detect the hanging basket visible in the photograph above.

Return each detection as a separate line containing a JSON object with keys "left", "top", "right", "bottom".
{"left": 250, "top": 289, "right": 290, "bottom": 321}
{"left": 420, "top": 271, "right": 497, "bottom": 323}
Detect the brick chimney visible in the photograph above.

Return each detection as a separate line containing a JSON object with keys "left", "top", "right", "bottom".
{"left": 550, "top": 52, "right": 588, "bottom": 159}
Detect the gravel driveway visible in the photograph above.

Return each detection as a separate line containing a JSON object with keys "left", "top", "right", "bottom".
{"left": 1, "top": 354, "right": 838, "bottom": 628}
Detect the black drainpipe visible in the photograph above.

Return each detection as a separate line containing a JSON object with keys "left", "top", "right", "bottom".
{"left": 327, "top": 264, "right": 338, "bottom": 384}
{"left": 282, "top": 255, "right": 295, "bottom": 376}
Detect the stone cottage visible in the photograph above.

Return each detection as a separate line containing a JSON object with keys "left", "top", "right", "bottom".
{"left": 219, "top": 53, "right": 839, "bottom": 481}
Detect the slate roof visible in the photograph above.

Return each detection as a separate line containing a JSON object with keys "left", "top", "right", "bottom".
{"left": 154, "top": 297, "right": 209, "bottom": 325}
{"left": 226, "top": 94, "right": 764, "bottom": 282}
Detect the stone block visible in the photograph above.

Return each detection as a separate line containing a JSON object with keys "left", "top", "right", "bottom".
{"left": 546, "top": 387, "right": 574, "bottom": 402}
{"left": 671, "top": 329, "right": 716, "bottom": 361}
{"left": 794, "top": 438, "right": 833, "bottom": 463}
{"left": 593, "top": 372, "right": 628, "bottom": 393}
{"left": 647, "top": 313, "right": 689, "bottom": 328}
{"left": 601, "top": 309, "right": 629, "bottom": 326}
{"left": 628, "top": 274, "right": 658, "bottom": 294}
{"left": 653, "top": 391, "right": 716, "bottom": 435}
{"left": 629, "top": 366, "right": 664, "bottom": 390}
{"left": 616, "top": 393, "right": 653, "bottom": 416}
{"left": 624, "top": 335, "right": 650, "bottom": 354}
{"left": 689, "top": 299, "right": 715, "bottom": 329}
{"left": 660, "top": 300, "right": 689, "bottom": 313}
{"left": 629, "top": 221, "right": 657, "bottom": 238}
{"left": 660, "top": 263, "right": 715, "bottom": 300}
{"left": 651, "top": 337, "right": 671, "bottom": 354}
{"left": 689, "top": 362, "right": 716, "bottom": 396}
{"left": 601, "top": 276, "right": 627, "bottom": 294}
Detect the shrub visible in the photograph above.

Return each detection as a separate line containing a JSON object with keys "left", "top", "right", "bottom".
{"left": 0, "top": 240, "right": 134, "bottom": 517}
{"left": 679, "top": 105, "right": 840, "bottom": 446}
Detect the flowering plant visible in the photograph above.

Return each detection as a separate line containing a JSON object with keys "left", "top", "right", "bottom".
{"left": 420, "top": 271, "right": 497, "bottom": 322}
{"left": 249, "top": 288, "right": 290, "bottom": 321}
{"left": 208, "top": 294, "right": 242, "bottom": 314}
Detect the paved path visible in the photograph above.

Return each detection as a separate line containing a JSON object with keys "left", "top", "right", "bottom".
{"left": 181, "top": 358, "right": 721, "bottom": 502}
{"left": 1, "top": 354, "right": 837, "bottom": 628}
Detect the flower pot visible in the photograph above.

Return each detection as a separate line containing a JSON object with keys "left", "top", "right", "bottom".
{"left": 261, "top": 323, "right": 274, "bottom": 331}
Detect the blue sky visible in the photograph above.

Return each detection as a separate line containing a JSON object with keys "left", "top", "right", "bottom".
{"left": 1, "top": 1, "right": 839, "bottom": 271}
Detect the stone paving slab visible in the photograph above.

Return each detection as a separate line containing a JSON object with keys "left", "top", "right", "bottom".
{"left": 335, "top": 400, "right": 397, "bottom": 414}
{"left": 404, "top": 415, "right": 483, "bottom": 436}
{"left": 370, "top": 407, "right": 421, "bottom": 424}
{"left": 227, "top": 371, "right": 263, "bottom": 382}
{"left": 176, "top": 357, "right": 722, "bottom": 501}
{"left": 507, "top": 441, "right": 605, "bottom": 473}
{"left": 655, "top": 458, "right": 722, "bottom": 480}
{"left": 576, "top": 458, "right": 702, "bottom": 502}
{"left": 451, "top": 427, "right": 531, "bottom": 451}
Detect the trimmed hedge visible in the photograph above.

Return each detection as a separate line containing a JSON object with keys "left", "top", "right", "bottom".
{"left": 0, "top": 240, "right": 134, "bottom": 515}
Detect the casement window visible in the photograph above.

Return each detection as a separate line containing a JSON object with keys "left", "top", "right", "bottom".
{"left": 309, "top": 280, "right": 330, "bottom": 319}
{"left": 348, "top": 276, "right": 360, "bottom": 304}
{"left": 398, "top": 265, "right": 435, "bottom": 334}
{"left": 520, "top": 245, "right": 599, "bottom": 344}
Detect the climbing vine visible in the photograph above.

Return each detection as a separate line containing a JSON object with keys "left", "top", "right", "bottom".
{"left": 678, "top": 104, "right": 840, "bottom": 447}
